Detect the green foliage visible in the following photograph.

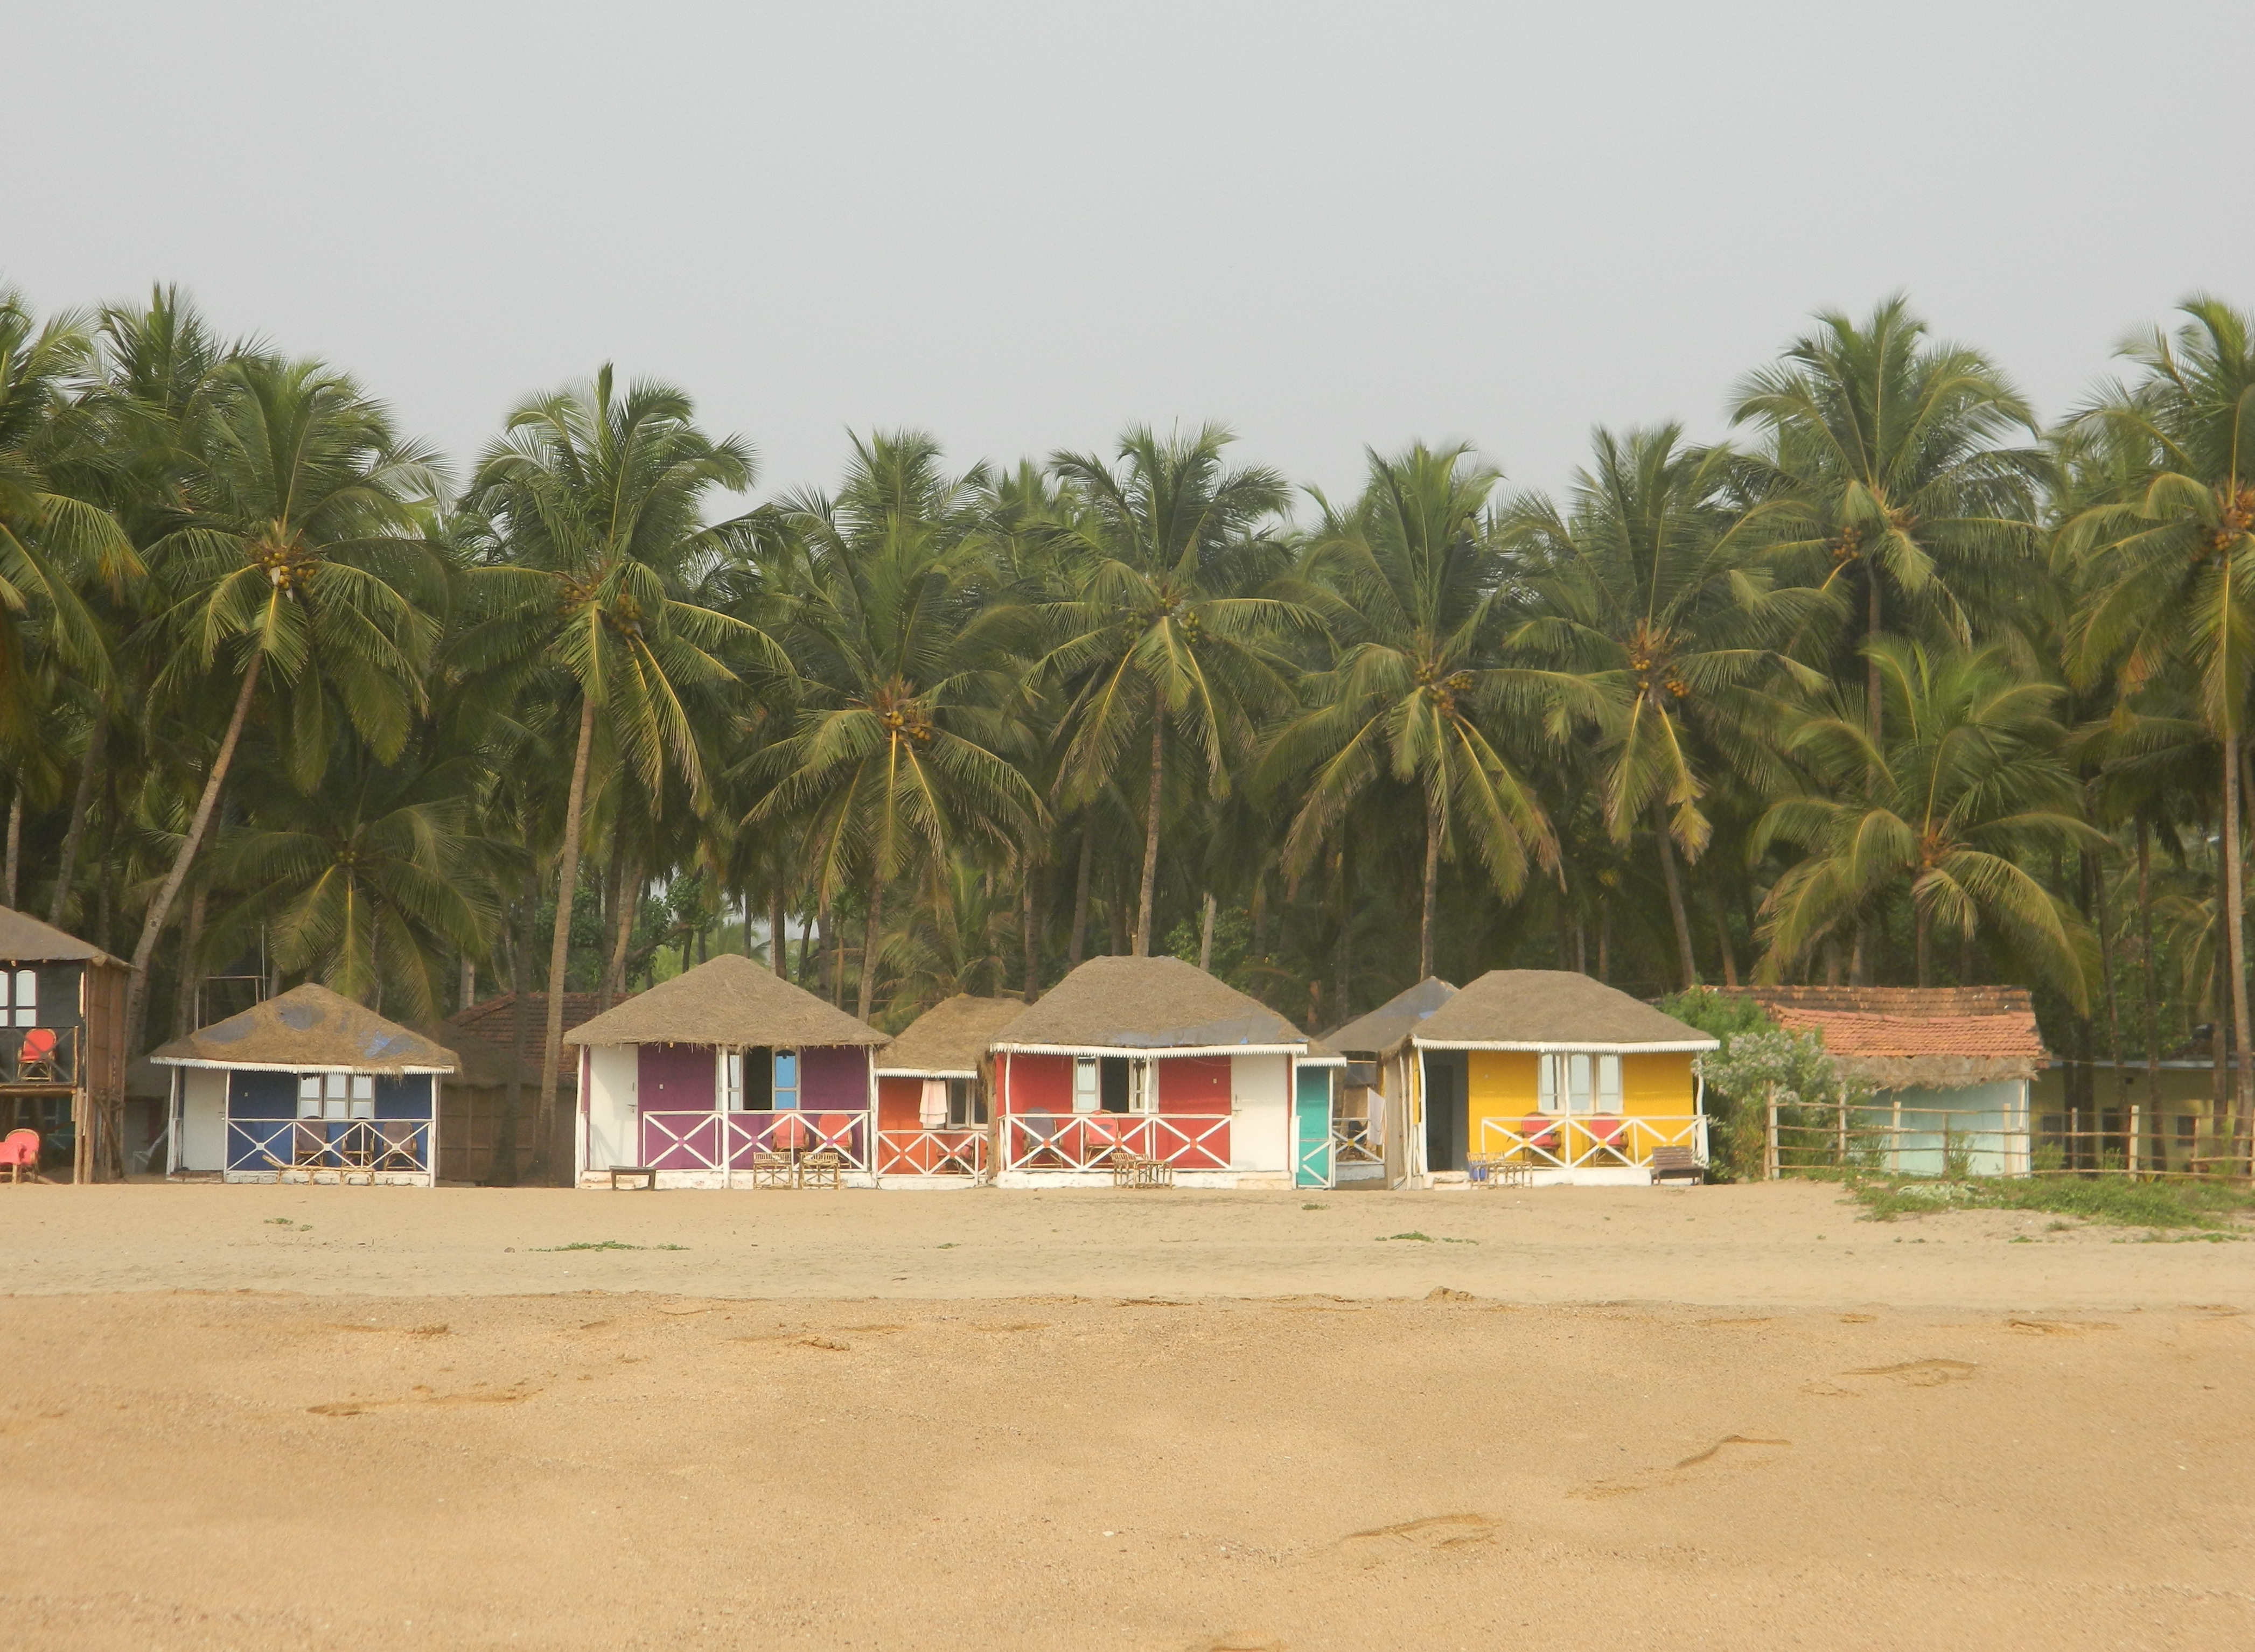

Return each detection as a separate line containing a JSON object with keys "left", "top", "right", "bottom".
{"left": 1851, "top": 1176, "right": 2255, "bottom": 1229}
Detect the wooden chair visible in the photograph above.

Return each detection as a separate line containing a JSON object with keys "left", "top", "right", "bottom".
{"left": 749, "top": 1151, "right": 794, "bottom": 1188}
{"left": 0, "top": 1128, "right": 40, "bottom": 1184}
{"left": 1650, "top": 1144, "right": 1704, "bottom": 1185}
{"left": 14, "top": 1028, "right": 58, "bottom": 1083}
{"left": 373, "top": 1121, "right": 423, "bottom": 1173}
{"left": 801, "top": 1149, "right": 843, "bottom": 1189}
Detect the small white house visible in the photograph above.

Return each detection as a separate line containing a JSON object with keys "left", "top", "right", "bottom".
{"left": 153, "top": 983, "right": 457, "bottom": 1187}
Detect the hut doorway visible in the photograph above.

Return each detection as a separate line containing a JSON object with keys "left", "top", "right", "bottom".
{"left": 1422, "top": 1049, "right": 1467, "bottom": 1174}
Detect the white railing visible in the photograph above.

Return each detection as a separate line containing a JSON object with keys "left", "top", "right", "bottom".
{"left": 876, "top": 1127, "right": 989, "bottom": 1179}
{"left": 640, "top": 1109, "right": 871, "bottom": 1174}
{"left": 1330, "top": 1119, "right": 1382, "bottom": 1165}
{"left": 1472, "top": 1112, "right": 1705, "bottom": 1173}
{"left": 231, "top": 1117, "right": 431, "bottom": 1175}
{"left": 1003, "top": 1111, "right": 1232, "bottom": 1172}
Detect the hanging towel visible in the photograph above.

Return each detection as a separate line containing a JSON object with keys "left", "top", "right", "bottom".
{"left": 919, "top": 1079, "right": 949, "bottom": 1128}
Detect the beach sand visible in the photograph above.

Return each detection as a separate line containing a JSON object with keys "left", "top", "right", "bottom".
{"left": 2, "top": 1180, "right": 2249, "bottom": 1649}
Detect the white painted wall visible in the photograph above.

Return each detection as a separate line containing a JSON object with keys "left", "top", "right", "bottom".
{"left": 1230, "top": 1053, "right": 1289, "bottom": 1172}
{"left": 179, "top": 1069, "right": 226, "bottom": 1171}
{"left": 582, "top": 1046, "right": 639, "bottom": 1175}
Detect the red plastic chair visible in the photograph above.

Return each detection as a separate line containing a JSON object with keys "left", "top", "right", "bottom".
{"left": 15, "top": 1027, "right": 57, "bottom": 1082}
{"left": 0, "top": 1128, "right": 40, "bottom": 1184}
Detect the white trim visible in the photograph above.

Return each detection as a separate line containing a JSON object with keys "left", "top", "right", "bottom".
{"left": 873, "top": 1066, "right": 980, "bottom": 1079}
{"left": 148, "top": 1056, "right": 456, "bottom": 1075}
{"left": 1410, "top": 1037, "right": 1717, "bottom": 1054}
{"left": 1298, "top": 1054, "right": 1346, "bottom": 1068}
{"left": 989, "top": 1041, "right": 1308, "bottom": 1059}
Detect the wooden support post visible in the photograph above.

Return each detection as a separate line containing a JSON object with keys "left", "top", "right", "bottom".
{"left": 1765, "top": 1087, "right": 1780, "bottom": 1181}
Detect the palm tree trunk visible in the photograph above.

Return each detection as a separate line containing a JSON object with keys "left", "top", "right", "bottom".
{"left": 1198, "top": 892, "right": 1217, "bottom": 974}
{"left": 770, "top": 883, "right": 787, "bottom": 977}
{"left": 2225, "top": 735, "right": 2255, "bottom": 1165}
{"left": 173, "top": 884, "right": 208, "bottom": 1038}
{"left": 602, "top": 848, "right": 637, "bottom": 1011}
{"left": 856, "top": 874, "right": 884, "bottom": 1021}
{"left": 48, "top": 706, "right": 106, "bottom": 928}
{"left": 536, "top": 692, "right": 599, "bottom": 1185}
{"left": 1651, "top": 803, "right": 1697, "bottom": 991}
{"left": 1134, "top": 711, "right": 1164, "bottom": 956}
{"left": 1021, "top": 857, "right": 1040, "bottom": 1002}
{"left": 1068, "top": 820, "right": 1093, "bottom": 968}
{"left": 492, "top": 866, "right": 534, "bottom": 1187}
{"left": 2139, "top": 819, "right": 2162, "bottom": 1122}
{"left": 2089, "top": 849, "right": 2126, "bottom": 1113}
{"left": 3, "top": 790, "right": 21, "bottom": 907}
{"left": 1867, "top": 566, "right": 1884, "bottom": 745}
{"left": 126, "top": 654, "right": 263, "bottom": 1059}
{"left": 1706, "top": 872, "right": 1740, "bottom": 987}
{"left": 1418, "top": 786, "right": 1443, "bottom": 981}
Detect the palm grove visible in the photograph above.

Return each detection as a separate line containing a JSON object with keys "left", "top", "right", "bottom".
{"left": 5, "top": 284, "right": 2254, "bottom": 1178}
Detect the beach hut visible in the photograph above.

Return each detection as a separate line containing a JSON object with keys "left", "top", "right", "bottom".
{"left": 1739, "top": 986, "right": 2044, "bottom": 1176}
{"left": 1395, "top": 970, "right": 1718, "bottom": 1186}
{"left": 1321, "top": 976, "right": 1457, "bottom": 1184}
{"left": 565, "top": 953, "right": 889, "bottom": 1188}
{"left": 989, "top": 955, "right": 1312, "bottom": 1188}
{"left": 871, "top": 995, "right": 1028, "bottom": 1183}
{"left": 152, "top": 983, "right": 457, "bottom": 1186}
{"left": 0, "top": 906, "right": 130, "bottom": 1183}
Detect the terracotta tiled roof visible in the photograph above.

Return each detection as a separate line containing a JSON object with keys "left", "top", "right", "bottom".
{"left": 450, "top": 991, "right": 620, "bottom": 1051}
{"left": 1725, "top": 985, "right": 2047, "bottom": 1087}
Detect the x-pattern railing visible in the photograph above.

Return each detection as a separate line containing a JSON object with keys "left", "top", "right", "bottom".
{"left": 876, "top": 1127, "right": 988, "bottom": 1178}
{"left": 231, "top": 1117, "right": 430, "bottom": 1174}
{"left": 638, "top": 1109, "right": 874, "bottom": 1174}
{"left": 1474, "top": 1112, "right": 1703, "bottom": 1172}
{"left": 1330, "top": 1121, "right": 1382, "bottom": 1165}
{"left": 1003, "top": 1111, "right": 1232, "bottom": 1172}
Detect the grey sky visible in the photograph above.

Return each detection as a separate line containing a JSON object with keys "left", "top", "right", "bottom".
{"left": 13, "top": 1, "right": 2252, "bottom": 512}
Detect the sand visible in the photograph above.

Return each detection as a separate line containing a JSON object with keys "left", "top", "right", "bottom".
{"left": 2, "top": 1180, "right": 2250, "bottom": 1649}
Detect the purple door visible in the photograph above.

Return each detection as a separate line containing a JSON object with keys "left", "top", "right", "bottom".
{"left": 638, "top": 1044, "right": 719, "bottom": 1168}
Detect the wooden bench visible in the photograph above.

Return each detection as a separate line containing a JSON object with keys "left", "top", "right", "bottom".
{"left": 1649, "top": 1145, "right": 1704, "bottom": 1186}
{"left": 1466, "top": 1153, "right": 1530, "bottom": 1187}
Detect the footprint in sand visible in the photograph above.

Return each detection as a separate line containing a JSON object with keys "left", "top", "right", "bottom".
{"left": 325, "top": 1322, "right": 449, "bottom": 1338}
{"left": 1330, "top": 1513, "right": 1498, "bottom": 1567}
{"left": 1573, "top": 1434, "right": 1790, "bottom": 1495}
{"left": 2009, "top": 1319, "right": 2116, "bottom": 1336}
{"left": 1187, "top": 1635, "right": 1287, "bottom": 1652}
{"left": 1845, "top": 1359, "right": 1977, "bottom": 1388}
{"left": 309, "top": 1383, "right": 539, "bottom": 1417}
{"left": 974, "top": 1322, "right": 1050, "bottom": 1333}
{"left": 1673, "top": 1434, "right": 1791, "bottom": 1469}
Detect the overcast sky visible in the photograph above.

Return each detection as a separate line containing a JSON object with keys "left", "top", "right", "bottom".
{"left": 13, "top": 1, "right": 2253, "bottom": 513}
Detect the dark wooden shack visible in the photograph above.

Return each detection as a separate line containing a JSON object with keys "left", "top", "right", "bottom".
{"left": 0, "top": 905, "right": 131, "bottom": 1181}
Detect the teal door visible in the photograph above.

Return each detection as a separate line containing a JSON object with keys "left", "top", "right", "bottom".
{"left": 1294, "top": 1067, "right": 1332, "bottom": 1188}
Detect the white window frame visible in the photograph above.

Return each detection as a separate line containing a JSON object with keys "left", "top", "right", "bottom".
{"left": 720, "top": 1049, "right": 744, "bottom": 1112}
{"left": 1127, "top": 1058, "right": 1157, "bottom": 1116}
{"left": 772, "top": 1048, "right": 799, "bottom": 1110}
{"left": 298, "top": 1071, "right": 376, "bottom": 1122}
{"left": 1538, "top": 1052, "right": 1623, "bottom": 1115}
{"left": 9, "top": 968, "right": 35, "bottom": 1027}
{"left": 1072, "top": 1056, "right": 1099, "bottom": 1114}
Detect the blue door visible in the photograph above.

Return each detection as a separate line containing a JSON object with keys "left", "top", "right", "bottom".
{"left": 1294, "top": 1066, "right": 1332, "bottom": 1188}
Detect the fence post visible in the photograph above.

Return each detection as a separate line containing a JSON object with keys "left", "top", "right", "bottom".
{"left": 1836, "top": 1095, "right": 1848, "bottom": 1168}
{"left": 1765, "top": 1086, "right": 1779, "bottom": 1181}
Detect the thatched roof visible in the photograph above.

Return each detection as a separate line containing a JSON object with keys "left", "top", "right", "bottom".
{"left": 1413, "top": 970, "right": 1716, "bottom": 1051}
{"left": 563, "top": 953, "right": 888, "bottom": 1048}
{"left": 993, "top": 956, "right": 1310, "bottom": 1052}
{"left": 875, "top": 995, "right": 1028, "bottom": 1076}
{"left": 1322, "top": 977, "right": 1457, "bottom": 1056}
{"left": 150, "top": 983, "right": 457, "bottom": 1074}
{"left": 0, "top": 905, "right": 119, "bottom": 966}
{"left": 1729, "top": 985, "right": 2047, "bottom": 1089}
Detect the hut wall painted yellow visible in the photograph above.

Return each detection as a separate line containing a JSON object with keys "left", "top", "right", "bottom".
{"left": 1467, "top": 1051, "right": 1538, "bottom": 1143}
{"left": 1623, "top": 1053, "right": 1697, "bottom": 1116}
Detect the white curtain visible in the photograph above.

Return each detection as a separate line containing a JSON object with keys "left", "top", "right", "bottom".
{"left": 918, "top": 1079, "right": 948, "bottom": 1128}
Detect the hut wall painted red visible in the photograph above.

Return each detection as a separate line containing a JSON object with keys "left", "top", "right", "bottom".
{"left": 876, "top": 1075, "right": 922, "bottom": 1129}
{"left": 638, "top": 1044, "right": 715, "bottom": 1110}
{"left": 800, "top": 1044, "right": 869, "bottom": 1109}
{"left": 1160, "top": 1055, "right": 1231, "bottom": 1112}
{"left": 1006, "top": 1053, "right": 1072, "bottom": 1113}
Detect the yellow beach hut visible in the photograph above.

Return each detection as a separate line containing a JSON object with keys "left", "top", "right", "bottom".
{"left": 1401, "top": 970, "right": 1718, "bottom": 1186}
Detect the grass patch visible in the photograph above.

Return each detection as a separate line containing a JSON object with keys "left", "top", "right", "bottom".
{"left": 1849, "top": 1175, "right": 2255, "bottom": 1230}
{"left": 533, "top": 1240, "right": 690, "bottom": 1252}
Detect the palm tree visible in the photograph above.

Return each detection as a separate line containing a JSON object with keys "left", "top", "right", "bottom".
{"left": 2058, "top": 295, "right": 2255, "bottom": 1150}
{"left": 124, "top": 356, "right": 445, "bottom": 1053}
{"left": 456, "top": 367, "right": 770, "bottom": 1146}
{"left": 1753, "top": 639, "right": 2095, "bottom": 1000}
{"left": 748, "top": 432, "right": 1041, "bottom": 1019}
{"left": 1039, "top": 424, "right": 1296, "bottom": 954}
{"left": 201, "top": 742, "right": 496, "bottom": 1019}
{"left": 1264, "top": 442, "right": 1553, "bottom": 978}
{"left": 1730, "top": 296, "right": 2044, "bottom": 739}
{"left": 1501, "top": 425, "right": 1822, "bottom": 988}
